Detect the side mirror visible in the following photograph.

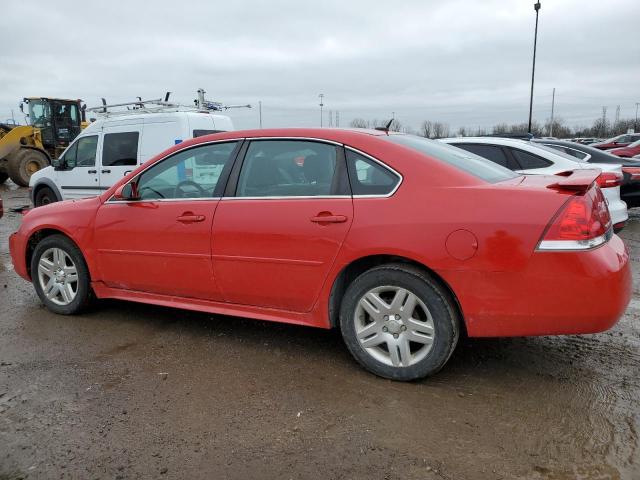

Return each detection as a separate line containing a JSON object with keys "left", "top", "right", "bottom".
{"left": 113, "top": 182, "right": 139, "bottom": 201}
{"left": 53, "top": 157, "right": 67, "bottom": 170}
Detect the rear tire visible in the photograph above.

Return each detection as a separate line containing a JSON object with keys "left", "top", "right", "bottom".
{"left": 35, "top": 186, "right": 57, "bottom": 207}
{"left": 30, "top": 234, "right": 92, "bottom": 315}
{"left": 8, "top": 149, "right": 49, "bottom": 187}
{"left": 339, "top": 264, "right": 460, "bottom": 381}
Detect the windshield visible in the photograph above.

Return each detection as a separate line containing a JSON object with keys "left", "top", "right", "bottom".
{"left": 384, "top": 135, "right": 518, "bottom": 183}
{"left": 28, "top": 99, "right": 50, "bottom": 128}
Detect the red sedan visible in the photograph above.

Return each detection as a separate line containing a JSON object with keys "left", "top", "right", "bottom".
{"left": 9, "top": 129, "right": 631, "bottom": 381}
{"left": 609, "top": 139, "right": 640, "bottom": 158}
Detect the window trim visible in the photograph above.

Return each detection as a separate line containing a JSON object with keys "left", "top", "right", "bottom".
{"left": 344, "top": 146, "right": 403, "bottom": 198}
{"left": 106, "top": 138, "right": 244, "bottom": 203}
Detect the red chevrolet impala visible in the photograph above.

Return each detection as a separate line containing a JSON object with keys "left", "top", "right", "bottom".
{"left": 9, "top": 129, "right": 631, "bottom": 380}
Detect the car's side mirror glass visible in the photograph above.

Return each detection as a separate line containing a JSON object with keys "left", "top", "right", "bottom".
{"left": 114, "top": 182, "right": 139, "bottom": 201}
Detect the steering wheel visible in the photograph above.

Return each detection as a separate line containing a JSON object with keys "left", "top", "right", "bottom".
{"left": 174, "top": 180, "right": 206, "bottom": 199}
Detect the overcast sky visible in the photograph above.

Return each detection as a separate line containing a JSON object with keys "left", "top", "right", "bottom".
{"left": 1, "top": 0, "right": 638, "bottom": 132}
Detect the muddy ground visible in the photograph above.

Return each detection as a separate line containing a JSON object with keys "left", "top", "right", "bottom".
{"left": 0, "top": 182, "right": 638, "bottom": 480}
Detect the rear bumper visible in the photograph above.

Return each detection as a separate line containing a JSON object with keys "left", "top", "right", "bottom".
{"left": 445, "top": 234, "right": 632, "bottom": 337}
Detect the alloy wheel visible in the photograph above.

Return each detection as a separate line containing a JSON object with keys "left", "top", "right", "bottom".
{"left": 37, "top": 248, "right": 79, "bottom": 306}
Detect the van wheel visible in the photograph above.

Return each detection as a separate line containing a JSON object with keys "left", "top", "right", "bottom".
{"left": 30, "top": 234, "right": 92, "bottom": 315}
{"left": 339, "top": 264, "right": 460, "bottom": 381}
{"left": 35, "top": 187, "right": 57, "bottom": 207}
{"left": 8, "top": 149, "right": 49, "bottom": 187}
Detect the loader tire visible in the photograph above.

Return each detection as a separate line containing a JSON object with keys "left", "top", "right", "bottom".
{"left": 7, "top": 149, "right": 49, "bottom": 187}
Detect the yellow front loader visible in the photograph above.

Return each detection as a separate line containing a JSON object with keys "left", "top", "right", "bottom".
{"left": 0, "top": 97, "right": 85, "bottom": 186}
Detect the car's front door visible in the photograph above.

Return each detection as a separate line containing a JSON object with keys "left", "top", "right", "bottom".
{"left": 94, "top": 140, "right": 241, "bottom": 300}
{"left": 57, "top": 134, "right": 101, "bottom": 200}
{"left": 212, "top": 139, "right": 353, "bottom": 312}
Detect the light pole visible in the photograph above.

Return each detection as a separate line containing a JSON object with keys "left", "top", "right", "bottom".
{"left": 528, "top": 1, "right": 541, "bottom": 134}
{"left": 319, "top": 94, "right": 324, "bottom": 127}
{"left": 635, "top": 102, "right": 639, "bottom": 132}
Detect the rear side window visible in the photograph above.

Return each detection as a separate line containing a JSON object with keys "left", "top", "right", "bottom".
{"left": 102, "top": 132, "right": 139, "bottom": 166}
{"left": 346, "top": 149, "right": 399, "bottom": 195}
{"left": 509, "top": 148, "right": 551, "bottom": 169}
{"left": 237, "top": 140, "right": 337, "bottom": 197}
{"left": 542, "top": 144, "right": 588, "bottom": 160}
{"left": 453, "top": 144, "right": 518, "bottom": 170}
{"left": 385, "top": 135, "right": 518, "bottom": 183}
{"left": 193, "top": 129, "right": 225, "bottom": 137}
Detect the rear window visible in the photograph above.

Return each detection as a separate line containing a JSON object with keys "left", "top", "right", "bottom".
{"left": 384, "top": 135, "right": 518, "bottom": 183}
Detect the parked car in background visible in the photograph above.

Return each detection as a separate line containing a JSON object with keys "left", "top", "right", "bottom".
{"left": 533, "top": 139, "right": 640, "bottom": 208}
{"left": 609, "top": 139, "right": 640, "bottom": 159}
{"left": 591, "top": 133, "right": 640, "bottom": 150}
{"left": 441, "top": 137, "right": 628, "bottom": 230}
{"left": 9, "top": 129, "right": 631, "bottom": 381}
{"left": 572, "top": 137, "right": 601, "bottom": 145}
{"left": 28, "top": 111, "right": 234, "bottom": 207}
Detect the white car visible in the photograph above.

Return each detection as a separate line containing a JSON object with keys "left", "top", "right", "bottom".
{"left": 440, "top": 137, "right": 628, "bottom": 230}
{"left": 29, "top": 110, "right": 234, "bottom": 206}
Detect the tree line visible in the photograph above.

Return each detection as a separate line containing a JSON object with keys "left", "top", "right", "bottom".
{"left": 349, "top": 116, "right": 638, "bottom": 139}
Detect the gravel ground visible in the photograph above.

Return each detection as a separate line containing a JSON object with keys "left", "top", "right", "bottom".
{"left": 1, "top": 182, "right": 639, "bottom": 480}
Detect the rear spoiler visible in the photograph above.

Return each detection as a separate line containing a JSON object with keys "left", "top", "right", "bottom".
{"left": 547, "top": 169, "right": 601, "bottom": 192}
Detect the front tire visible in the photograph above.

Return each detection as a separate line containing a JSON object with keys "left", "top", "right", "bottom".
{"left": 35, "top": 186, "right": 57, "bottom": 207}
{"left": 339, "top": 264, "right": 460, "bottom": 381}
{"left": 30, "top": 234, "right": 92, "bottom": 315}
{"left": 8, "top": 149, "right": 49, "bottom": 187}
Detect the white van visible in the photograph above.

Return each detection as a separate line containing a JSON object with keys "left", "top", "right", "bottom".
{"left": 29, "top": 111, "right": 234, "bottom": 206}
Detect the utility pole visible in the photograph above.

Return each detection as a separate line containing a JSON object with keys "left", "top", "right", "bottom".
{"left": 601, "top": 106, "right": 607, "bottom": 138}
{"left": 615, "top": 105, "right": 620, "bottom": 128}
{"left": 328, "top": 110, "right": 333, "bottom": 127}
{"left": 336, "top": 111, "right": 340, "bottom": 127}
{"left": 319, "top": 94, "right": 324, "bottom": 127}
{"left": 635, "top": 102, "right": 639, "bottom": 132}
{"left": 528, "top": 1, "right": 541, "bottom": 134}
{"left": 549, "top": 87, "right": 555, "bottom": 137}
{"left": 258, "top": 101, "right": 262, "bottom": 128}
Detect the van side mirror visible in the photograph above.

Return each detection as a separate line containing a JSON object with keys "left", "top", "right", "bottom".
{"left": 114, "top": 182, "right": 139, "bottom": 201}
{"left": 52, "top": 157, "right": 66, "bottom": 170}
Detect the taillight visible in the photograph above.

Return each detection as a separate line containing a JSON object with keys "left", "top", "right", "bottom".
{"left": 537, "top": 186, "right": 612, "bottom": 251}
{"left": 596, "top": 171, "right": 623, "bottom": 188}
{"left": 622, "top": 167, "right": 640, "bottom": 180}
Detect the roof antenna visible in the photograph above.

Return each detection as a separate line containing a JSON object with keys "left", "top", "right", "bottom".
{"left": 375, "top": 118, "right": 394, "bottom": 134}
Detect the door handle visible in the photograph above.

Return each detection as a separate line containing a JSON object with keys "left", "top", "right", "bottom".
{"left": 101, "top": 169, "right": 111, "bottom": 174}
{"left": 310, "top": 213, "right": 348, "bottom": 224}
{"left": 88, "top": 169, "right": 97, "bottom": 174}
{"left": 177, "top": 213, "right": 206, "bottom": 223}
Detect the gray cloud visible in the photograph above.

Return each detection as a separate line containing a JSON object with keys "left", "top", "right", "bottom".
{"left": 1, "top": 0, "right": 638, "bottom": 131}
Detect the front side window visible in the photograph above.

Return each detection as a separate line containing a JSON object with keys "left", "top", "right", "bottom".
{"left": 509, "top": 148, "right": 552, "bottom": 170}
{"left": 346, "top": 150, "right": 399, "bottom": 195}
{"left": 61, "top": 135, "right": 98, "bottom": 168}
{"left": 237, "top": 140, "right": 338, "bottom": 197}
{"left": 102, "top": 132, "right": 139, "bottom": 167}
{"left": 136, "top": 141, "right": 238, "bottom": 200}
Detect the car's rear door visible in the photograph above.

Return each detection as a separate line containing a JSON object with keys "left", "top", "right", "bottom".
{"left": 93, "top": 140, "right": 241, "bottom": 300}
{"left": 211, "top": 139, "right": 353, "bottom": 312}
